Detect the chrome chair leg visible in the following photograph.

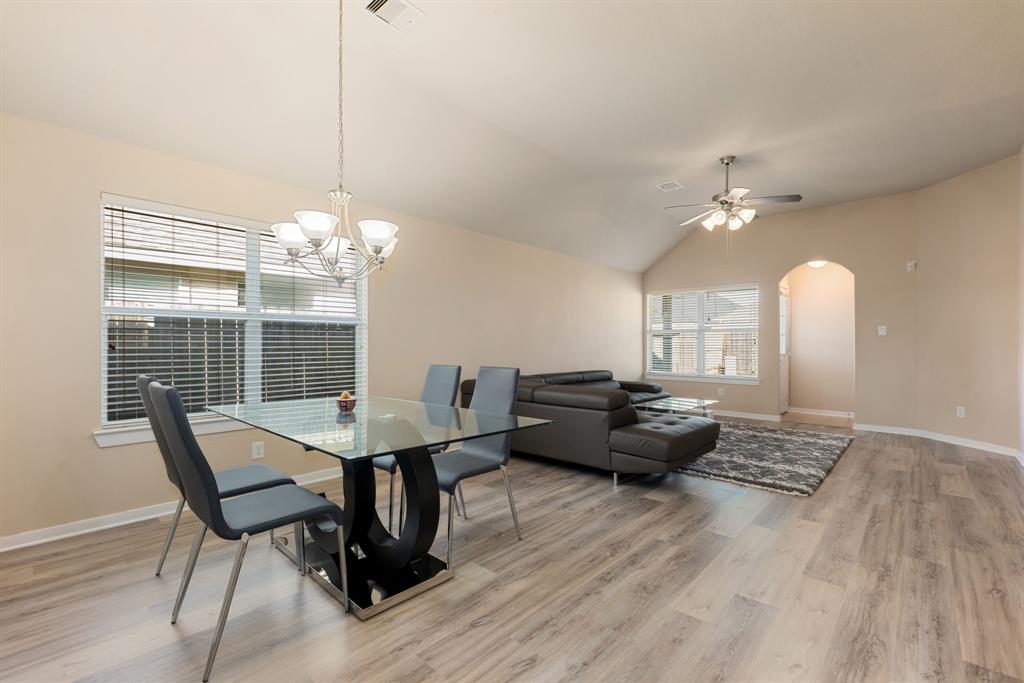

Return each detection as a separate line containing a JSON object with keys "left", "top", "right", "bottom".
{"left": 501, "top": 466, "right": 523, "bottom": 540}
{"left": 447, "top": 494, "right": 455, "bottom": 570}
{"left": 269, "top": 528, "right": 275, "bottom": 545}
{"left": 156, "top": 496, "right": 185, "bottom": 576}
{"left": 294, "top": 522, "right": 306, "bottom": 576}
{"left": 613, "top": 471, "right": 619, "bottom": 487}
{"left": 171, "top": 522, "right": 207, "bottom": 624}
{"left": 202, "top": 533, "right": 249, "bottom": 683}
{"left": 457, "top": 483, "right": 468, "bottom": 519}
{"left": 387, "top": 472, "right": 396, "bottom": 533}
{"left": 336, "top": 524, "right": 349, "bottom": 613}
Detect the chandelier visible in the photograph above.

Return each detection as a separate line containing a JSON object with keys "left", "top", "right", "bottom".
{"left": 271, "top": 0, "right": 398, "bottom": 285}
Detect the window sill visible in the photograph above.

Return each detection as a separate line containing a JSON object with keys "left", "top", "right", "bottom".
{"left": 93, "top": 414, "right": 252, "bottom": 448}
{"left": 645, "top": 373, "right": 760, "bottom": 386}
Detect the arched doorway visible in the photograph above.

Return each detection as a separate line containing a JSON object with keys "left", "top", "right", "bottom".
{"left": 778, "top": 261, "right": 856, "bottom": 427}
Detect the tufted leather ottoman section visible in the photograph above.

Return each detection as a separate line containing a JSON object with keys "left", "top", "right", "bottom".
{"left": 609, "top": 414, "right": 720, "bottom": 463}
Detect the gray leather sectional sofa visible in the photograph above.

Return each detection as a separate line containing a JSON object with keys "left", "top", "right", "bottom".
{"left": 460, "top": 370, "right": 719, "bottom": 475}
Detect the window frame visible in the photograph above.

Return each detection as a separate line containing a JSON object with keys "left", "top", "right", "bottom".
{"left": 93, "top": 194, "right": 367, "bottom": 447}
{"left": 644, "top": 284, "right": 760, "bottom": 385}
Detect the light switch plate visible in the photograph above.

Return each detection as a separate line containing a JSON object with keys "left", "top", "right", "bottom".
{"left": 878, "top": 325, "right": 887, "bottom": 336}
{"left": 956, "top": 406, "right": 966, "bottom": 418}
{"left": 252, "top": 441, "right": 265, "bottom": 459}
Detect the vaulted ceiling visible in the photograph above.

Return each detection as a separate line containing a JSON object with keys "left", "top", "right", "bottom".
{"left": 3, "top": 0, "right": 1022, "bottom": 271}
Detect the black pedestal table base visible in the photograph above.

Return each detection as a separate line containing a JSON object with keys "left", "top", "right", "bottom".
{"left": 272, "top": 444, "right": 452, "bottom": 620}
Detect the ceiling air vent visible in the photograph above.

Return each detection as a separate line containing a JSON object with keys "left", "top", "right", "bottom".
{"left": 365, "top": 0, "right": 424, "bottom": 31}
{"left": 657, "top": 180, "right": 683, "bottom": 192}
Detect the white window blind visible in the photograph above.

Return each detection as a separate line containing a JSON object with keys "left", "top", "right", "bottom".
{"left": 646, "top": 286, "right": 758, "bottom": 379}
{"left": 101, "top": 198, "right": 365, "bottom": 425}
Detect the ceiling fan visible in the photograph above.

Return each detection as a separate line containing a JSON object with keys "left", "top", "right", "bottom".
{"left": 665, "top": 156, "right": 803, "bottom": 231}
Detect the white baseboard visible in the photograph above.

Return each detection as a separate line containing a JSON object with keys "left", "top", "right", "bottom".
{"left": 786, "top": 407, "right": 855, "bottom": 418}
{"left": 714, "top": 410, "right": 782, "bottom": 422}
{"left": 852, "top": 423, "right": 1021, "bottom": 460}
{"left": 0, "top": 466, "right": 343, "bottom": 553}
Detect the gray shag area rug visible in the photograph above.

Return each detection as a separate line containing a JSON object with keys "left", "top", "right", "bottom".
{"left": 681, "top": 423, "right": 853, "bottom": 496}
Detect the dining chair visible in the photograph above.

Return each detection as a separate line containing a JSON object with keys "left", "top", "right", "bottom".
{"left": 433, "top": 366, "right": 522, "bottom": 569}
{"left": 136, "top": 375, "right": 294, "bottom": 577}
{"left": 148, "top": 382, "right": 348, "bottom": 682}
{"left": 372, "top": 364, "right": 461, "bottom": 532}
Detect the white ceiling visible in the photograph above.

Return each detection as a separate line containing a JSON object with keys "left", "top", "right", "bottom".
{"left": 3, "top": 0, "right": 1022, "bottom": 271}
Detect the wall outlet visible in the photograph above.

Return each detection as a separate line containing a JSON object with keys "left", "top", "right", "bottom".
{"left": 717, "top": 387, "right": 725, "bottom": 397}
{"left": 252, "top": 441, "right": 265, "bottom": 459}
{"left": 955, "top": 406, "right": 966, "bottom": 418}
{"left": 878, "top": 325, "right": 887, "bottom": 336}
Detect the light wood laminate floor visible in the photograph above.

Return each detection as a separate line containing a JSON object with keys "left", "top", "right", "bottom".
{"left": 2, "top": 420, "right": 1023, "bottom": 682}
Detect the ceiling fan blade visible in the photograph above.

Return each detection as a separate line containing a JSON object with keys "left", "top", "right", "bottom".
{"left": 678, "top": 209, "right": 716, "bottom": 226}
{"left": 664, "top": 202, "right": 717, "bottom": 210}
{"left": 725, "top": 187, "right": 750, "bottom": 202}
{"left": 742, "top": 194, "right": 803, "bottom": 205}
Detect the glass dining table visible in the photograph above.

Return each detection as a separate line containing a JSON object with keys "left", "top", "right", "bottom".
{"left": 208, "top": 395, "right": 550, "bottom": 620}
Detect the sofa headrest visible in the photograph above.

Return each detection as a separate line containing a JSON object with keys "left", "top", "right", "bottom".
{"left": 578, "top": 370, "right": 613, "bottom": 382}
{"left": 531, "top": 385, "right": 630, "bottom": 411}
{"left": 461, "top": 377, "right": 543, "bottom": 402}
{"left": 535, "top": 372, "right": 583, "bottom": 385}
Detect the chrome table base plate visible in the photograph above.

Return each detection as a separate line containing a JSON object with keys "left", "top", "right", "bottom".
{"left": 271, "top": 534, "right": 453, "bottom": 620}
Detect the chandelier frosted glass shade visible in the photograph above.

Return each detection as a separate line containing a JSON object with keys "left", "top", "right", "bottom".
{"left": 728, "top": 215, "right": 744, "bottom": 230}
{"left": 701, "top": 217, "right": 716, "bottom": 231}
{"left": 358, "top": 219, "right": 400, "bottom": 250}
{"left": 294, "top": 210, "right": 338, "bottom": 242}
{"left": 738, "top": 208, "right": 756, "bottom": 223}
{"left": 271, "top": 223, "right": 308, "bottom": 250}
{"left": 711, "top": 210, "right": 728, "bottom": 226}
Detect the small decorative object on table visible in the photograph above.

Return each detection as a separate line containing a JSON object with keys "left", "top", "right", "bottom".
{"left": 336, "top": 390, "right": 357, "bottom": 413}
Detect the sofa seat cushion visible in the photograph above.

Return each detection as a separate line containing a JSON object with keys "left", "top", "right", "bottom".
{"left": 532, "top": 385, "right": 630, "bottom": 411}
{"left": 609, "top": 414, "right": 719, "bottom": 462}
{"left": 627, "top": 390, "right": 672, "bottom": 404}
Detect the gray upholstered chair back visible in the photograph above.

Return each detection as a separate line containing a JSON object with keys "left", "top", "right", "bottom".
{"left": 148, "top": 382, "right": 229, "bottom": 536}
{"left": 462, "top": 366, "right": 520, "bottom": 465}
{"left": 137, "top": 374, "right": 184, "bottom": 494}
{"left": 420, "top": 364, "right": 462, "bottom": 406}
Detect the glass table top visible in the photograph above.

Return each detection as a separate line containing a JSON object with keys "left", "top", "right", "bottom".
{"left": 637, "top": 396, "right": 719, "bottom": 413}
{"left": 208, "top": 395, "right": 550, "bottom": 461}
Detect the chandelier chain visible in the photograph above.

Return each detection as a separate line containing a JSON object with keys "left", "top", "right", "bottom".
{"left": 337, "top": 0, "right": 345, "bottom": 191}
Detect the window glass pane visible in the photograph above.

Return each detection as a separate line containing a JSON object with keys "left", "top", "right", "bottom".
{"left": 105, "top": 315, "right": 245, "bottom": 421}
{"left": 104, "top": 206, "right": 247, "bottom": 312}
{"left": 259, "top": 234, "right": 358, "bottom": 319}
{"left": 261, "top": 321, "right": 357, "bottom": 402}
{"left": 704, "top": 288, "right": 758, "bottom": 330}
{"left": 648, "top": 292, "right": 698, "bottom": 331}
{"left": 648, "top": 333, "right": 698, "bottom": 374}
{"left": 703, "top": 330, "right": 758, "bottom": 377}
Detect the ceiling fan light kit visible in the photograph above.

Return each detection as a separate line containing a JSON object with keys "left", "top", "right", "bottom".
{"left": 665, "top": 155, "right": 803, "bottom": 234}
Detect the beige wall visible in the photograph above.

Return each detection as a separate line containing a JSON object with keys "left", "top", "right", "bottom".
{"left": 0, "top": 114, "right": 642, "bottom": 537}
{"left": 787, "top": 263, "right": 855, "bottom": 414}
{"left": 644, "top": 154, "right": 1021, "bottom": 451}
{"left": 913, "top": 159, "right": 1020, "bottom": 443}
